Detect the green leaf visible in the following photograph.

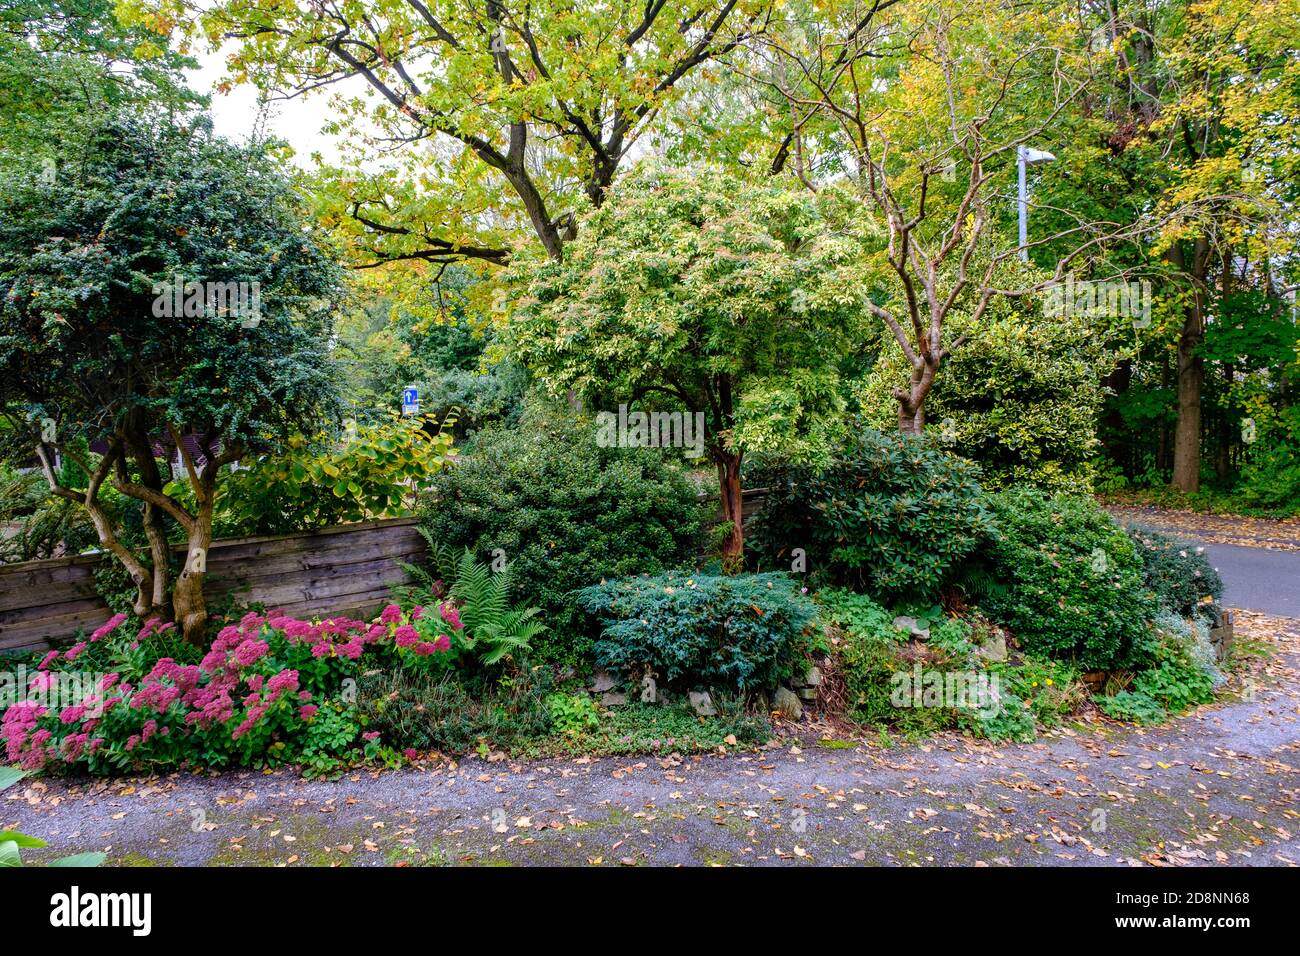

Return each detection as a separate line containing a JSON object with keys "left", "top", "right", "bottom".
{"left": 0, "top": 840, "right": 22, "bottom": 867}
{"left": 0, "top": 831, "right": 45, "bottom": 848}
{"left": 48, "top": 852, "right": 107, "bottom": 868}
{"left": 0, "top": 766, "right": 27, "bottom": 792}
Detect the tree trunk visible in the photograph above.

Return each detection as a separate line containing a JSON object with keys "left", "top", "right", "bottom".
{"left": 716, "top": 451, "right": 744, "bottom": 568}
{"left": 1171, "top": 306, "right": 1205, "bottom": 492}
{"left": 172, "top": 503, "right": 213, "bottom": 648}
{"left": 123, "top": 420, "right": 172, "bottom": 621}
{"left": 896, "top": 359, "right": 936, "bottom": 434}
{"left": 1170, "top": 240, "right": 1209, "bottom": 493}
{"left": 1215, "top": 362, "right": 1235, "bottom": 481}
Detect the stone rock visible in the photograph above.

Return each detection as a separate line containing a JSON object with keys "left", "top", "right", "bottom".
{"left": 591, "top": 669, "right": 617, "bottom": 693}
{"left": 688, "top": 691, "right": 716, "bottom": 717}
{"left": 802, "top": 665, "right": 823, "bottom": 687}
{"left": 1210, "top": 611, "right": 1234, "bottom": 661}
{"left": 975, "top": 632, "right": 1007, "bottom": 662}
{"left": 600, "top": 692, "right": 627, "bottom": 707}
{"left": 639, "top": 675, "right": 658, "bottom": 704}
{"left": 798, "top": 687, "right": 818, "bottom": 701}
{"left": 752, "top": 690, "right": 770, "bottom": 714}
{"left": 772, "top": 686, "right": 803, "bottom": 720}
{"left": 893, "top": 615, "right": 930, "bottom": 640}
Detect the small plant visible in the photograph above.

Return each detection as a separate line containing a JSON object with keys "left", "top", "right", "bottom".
{"left": 546, "top": 693, "right": 602, "bottom": 738}
{"left": 1097, "top": 630, "right": 1217, "bottom": 724}
{"left": 993, "top": 656, "right": 1085, "bottom": 729}
{"left": 0, "top": 767, "right": 105, "bottom": 866}
{"left": 399, "top": 546, "right": 546, "bottom": 666}
{"left": 356, "top": 666, "right": 554, "bottom": 755}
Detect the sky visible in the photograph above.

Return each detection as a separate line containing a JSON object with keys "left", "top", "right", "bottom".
{"left": 185, "top": 42, "right": 353, "bottom": 167}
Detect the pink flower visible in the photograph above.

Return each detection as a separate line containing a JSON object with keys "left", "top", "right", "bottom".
{"left": 232, "top": 639, "right": 269, "bottom": 667}
{"left": 298, "top": 704, "right": 318, "bottom": 719}
{"left": 362, "top": 731, "right": 380, "bottom": 741}
{"left": 403, "top": 748, "right": 418, "bottom": 761}
{"left": 410, "top": 606, "right": 424, "bottom": 621}
{"left": 63, "top": 642, "right": 87, "bottom": 662}
{"left": 91, "top": 613, "right": 128, "bottom": 642}
{"left": 439, "top": 603, "right": 463, "bottom": 631}
{"left": 413, "top": 641, "right": 437, "bottom": 656}
{"left": 37, "top": 651, "right": 59, "bottom": 671}
{"left": 380, "top": 604, "right": 402, "bottom": 625}
{"left": 394, "top": 624, "right": 419, "bottom": 648}
{"left": 433, "top": 634, "right": 451, "bottom": 653}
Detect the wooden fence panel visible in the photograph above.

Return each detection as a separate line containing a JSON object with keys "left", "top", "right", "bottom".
{"left": 0, "top": 517, "right": 428, "bottom": 654}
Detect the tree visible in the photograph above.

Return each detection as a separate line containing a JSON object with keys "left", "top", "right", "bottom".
{"left": 508, "top": 166, "right": 871, "bottom": 562}
{"left": 134, "top": 0, "right": 775, "bottom": 266}
{"left": 0, "top": 0, "right": 201, "bottom": 147}
{"left": 0, "top": 111, "right": 345, "bottom": 642}
{"left": 743, "top": 0, "right": 1145, "bottom": 433}
{"left": 1079, "top": 0, "right": 1300, "bottom": 492}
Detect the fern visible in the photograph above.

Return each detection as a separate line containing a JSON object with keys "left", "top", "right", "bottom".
{"left": 395, "top": 541, "right": 544, "bottom": 665}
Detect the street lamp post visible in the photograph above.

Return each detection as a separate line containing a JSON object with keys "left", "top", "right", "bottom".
{"left": 1017, "top": 145, "right": 1056, "bottom": 262}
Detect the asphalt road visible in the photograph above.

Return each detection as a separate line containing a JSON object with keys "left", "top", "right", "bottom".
{"left": 1201, "top": 543, "right": 1300, "bottom": 617}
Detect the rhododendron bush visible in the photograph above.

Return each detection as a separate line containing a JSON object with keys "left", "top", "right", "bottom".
{"left": 2, "top": 600, "right": 469, "bottom": 775}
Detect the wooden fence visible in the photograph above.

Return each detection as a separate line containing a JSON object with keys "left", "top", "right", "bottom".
{"left": 1, "top": 488, "right": 774, "bottom": 654}
{"left": 0, "top": 517, "right": 427, "bottom": 654}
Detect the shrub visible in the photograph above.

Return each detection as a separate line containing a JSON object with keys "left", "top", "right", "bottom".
{"left": 853, "top": 307, "right": 1110, "bottom": 493}
{"left": 420, "top": 400, "right": 706, "bottom": 665}
{"left": 206, "top": 415, "right": 456, "bottom": 538}
{"left": 749, "top": 426, "right": 993, "bottom": 599}
{"left": 576, "top": 571, "right": 816, "bottom": 692}
{"left": 978, "top": 488, "right": 1152, "bottom": 670}
{"left": 1126, "top": 525, "right": 1223, "bottom": 624}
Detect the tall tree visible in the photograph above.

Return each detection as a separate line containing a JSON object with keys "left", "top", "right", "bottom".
{"left": 1085, "top": 0, "right": 1300, "bottom": 491}
{"left": 748, "top": 0, "right": 1135, "bottom": 433}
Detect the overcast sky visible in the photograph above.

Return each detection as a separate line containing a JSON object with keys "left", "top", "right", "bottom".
{"left": 185, "top": 42, "right": 353, "bottom": 167}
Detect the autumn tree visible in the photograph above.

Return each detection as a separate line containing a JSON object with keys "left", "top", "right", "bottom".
{"left": 741, "top": 0, "right": 1170, "bottom": 433}
{"left": 129, "top": 0, "right": 776, "bottom": 268}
